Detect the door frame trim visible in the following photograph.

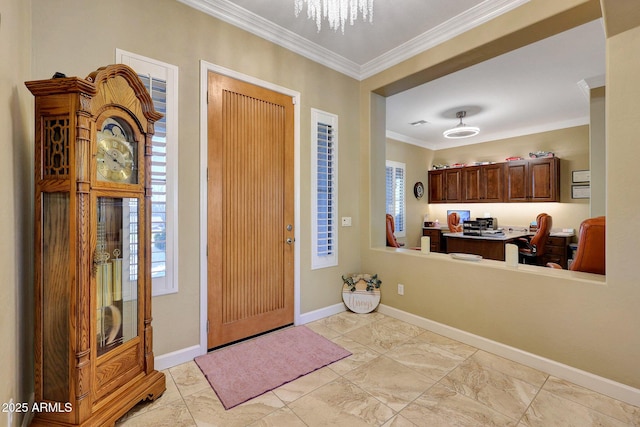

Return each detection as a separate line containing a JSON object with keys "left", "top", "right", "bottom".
{"left": 198, "top": 60, "right": 301, "bottom": 355}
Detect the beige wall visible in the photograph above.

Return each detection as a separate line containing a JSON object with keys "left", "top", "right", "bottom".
{"left": 590, "top": 87, "right": 606, "bottom": 217}
{"left": 362, "top": 0, "right": 640, "bottom": 393}
{"left": 1, "top": 1, "right": 33, "bottom": 426}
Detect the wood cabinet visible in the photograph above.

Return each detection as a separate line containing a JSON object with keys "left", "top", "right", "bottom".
{"left": 461, "top": 163, "right": 504, "bottom": 203}
{"left": 428, "top": 168, "right": 463, "bottom": 203}
{"left": 27, "top": 65, "right": 165, "bottom": 427}
{"left": 542, "top": 235, "right": 572, "bottom": 269}
{"left": 504, "top": 158, "right": 560, "bottom": 202}
{"left": 429, "top": 158, "right": 559, "bottom": 204}
{"left": 422, "top": 228, "right": 445, "bottom": 253}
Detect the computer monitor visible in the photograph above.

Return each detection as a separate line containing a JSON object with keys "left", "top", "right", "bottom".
{"left": 447, "top": 209, "right": 471, "bottom": 223}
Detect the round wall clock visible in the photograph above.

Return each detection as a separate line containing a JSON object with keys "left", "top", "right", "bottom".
{"left": 414, "top": 181, "right": 424, "bottom": 199}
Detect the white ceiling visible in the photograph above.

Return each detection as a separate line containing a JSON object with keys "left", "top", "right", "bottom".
{"left": 387, "top": 19, "right": 606, "bottom": 150}
{"left": 179, "top": 0, "right": 606, "bottom": 149}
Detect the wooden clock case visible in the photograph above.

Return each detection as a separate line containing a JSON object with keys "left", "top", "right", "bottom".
{"left": 26, "top": 64, "right": 166, "bottom": 426}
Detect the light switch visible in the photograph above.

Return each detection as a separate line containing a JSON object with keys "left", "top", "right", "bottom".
{"left": 341, "top": 217, "right": 352, "bottom": 227}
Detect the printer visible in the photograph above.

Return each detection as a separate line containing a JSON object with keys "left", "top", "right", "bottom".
{"left": 462, "top": 218, "right": 499, "bottom": 236}
{"left": 477, "top": 217, "right": 498, "bottom": 230}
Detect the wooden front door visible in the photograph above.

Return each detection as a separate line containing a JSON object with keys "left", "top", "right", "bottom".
{"left": 207, "top": 72, "right": 294, "bottom": 348}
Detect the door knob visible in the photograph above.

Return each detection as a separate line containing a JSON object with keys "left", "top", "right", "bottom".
{"left": 286, "top": 238, "right": 294, "bottom": 245}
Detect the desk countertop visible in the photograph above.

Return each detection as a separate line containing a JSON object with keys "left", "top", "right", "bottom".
{"left": 442, "top": 230, "right": 574, "bottom": 240}
{"left": 442, "top": 231, "right": 529, "bottom": 241}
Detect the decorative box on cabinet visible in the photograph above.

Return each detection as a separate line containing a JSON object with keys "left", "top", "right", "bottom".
{"left": 26, "top": 64, "right": 166, "bottom": 427}
{"left": 504, "top": 158, "right": 560, "bottom": 202}
{"left": 422, "top": 228, "right": 445, "bottom": 253}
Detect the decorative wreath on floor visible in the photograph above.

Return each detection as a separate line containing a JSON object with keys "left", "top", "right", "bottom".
{"left": 342, "top": 273, "right": 382, "bottom": 292}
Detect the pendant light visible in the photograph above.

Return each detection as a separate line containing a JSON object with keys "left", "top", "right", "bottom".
{"left": 443, "top": 111, "right": 480, "bottom": 139}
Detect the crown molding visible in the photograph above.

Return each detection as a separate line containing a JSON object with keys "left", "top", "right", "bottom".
{"left": 360, "top": 0, "right": 530, "bottom": 79}
{"left": 578, "top": 74, "right": 606, "bottom": 99}
{"left": 386, "top": 130, "right": 435, "bottom": 150}
{"left": 177, "top": 0, "right": 362, "bottom": 79}
{"left": 178, "top": 0, "right": 529, "bottom": 81}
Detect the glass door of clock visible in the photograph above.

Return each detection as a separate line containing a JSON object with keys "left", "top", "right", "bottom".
{"left": 95, "top": 196, "right": 140, "bottom": 356}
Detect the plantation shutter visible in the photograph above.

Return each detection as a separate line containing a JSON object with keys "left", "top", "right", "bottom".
{"left": 316, "top": 121, "right": 335, "bottom": 257}
{"left": 394, "top": 166, "right": 405, "bottom": 232}
{"left": 311, "top": 108, "right": 338, "bottom": 269}
{"left": 138, "top": 75, "right": 168, "bottom": 280}
{"left": 385, "top": 161, "right": 406, "bottom": 236}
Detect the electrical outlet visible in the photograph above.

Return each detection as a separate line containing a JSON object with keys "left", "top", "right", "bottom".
{"left": 397, "top": 284, "right": 404, "bottom": 295}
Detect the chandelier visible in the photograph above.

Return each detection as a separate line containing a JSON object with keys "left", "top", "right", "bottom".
{"left": 294, "top": 0, "right": 374, "bottom": 33}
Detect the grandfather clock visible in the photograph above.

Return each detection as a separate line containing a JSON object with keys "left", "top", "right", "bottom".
{"left": 26, "top": 64, "right": 166, "bottom": 426}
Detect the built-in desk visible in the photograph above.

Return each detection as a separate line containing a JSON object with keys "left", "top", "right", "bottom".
{"left": 443, "top": 231, "right": 528, "bottom": 261}
{"left": 442, "top": 231, "right": 574, "bottom": 265}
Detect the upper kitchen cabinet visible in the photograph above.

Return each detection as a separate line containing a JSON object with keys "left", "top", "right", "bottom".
{"left": 428, "top": 158, "right": 559, "bottom": 204}
{"left": 504, "top": 157, "right": 560, "bottom": 202}
{"left": 428, "top": 168, "right": 463, "bottom": 203}
{"left": 461, "top": 163, "right": 505, "bottom": 203}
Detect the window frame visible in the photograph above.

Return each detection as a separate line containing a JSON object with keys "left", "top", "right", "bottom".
{"left": 117, "top": 49, "right": 179, "bottom": 296}
{"left": 311, "top": 108, "right": 338, "bottom": 270}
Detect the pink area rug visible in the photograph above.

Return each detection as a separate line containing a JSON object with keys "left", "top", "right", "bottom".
{"left": 194, "top": 326, "right": 351, "bottom": 409}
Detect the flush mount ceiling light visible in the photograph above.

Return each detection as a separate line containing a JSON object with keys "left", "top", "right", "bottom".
{"left": 294, "top": 0, "right": 373, "bottom": 33}
{"left": 443, "top": 111, "right": 480, "bottom": 139}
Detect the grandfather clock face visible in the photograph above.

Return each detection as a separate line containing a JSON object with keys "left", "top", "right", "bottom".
{"left": 96, "top": 117, "right": 138, "bottom": 184}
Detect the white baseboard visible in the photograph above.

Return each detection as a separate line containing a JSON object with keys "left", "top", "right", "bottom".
{"left": 298, "top": 303, "right": 346, "bottom": 325}
{"left": 154, "top": 344, "right": 204, "bottom": 371}
{"left": 377, "top": 304, "right": 640, "bottom": 407}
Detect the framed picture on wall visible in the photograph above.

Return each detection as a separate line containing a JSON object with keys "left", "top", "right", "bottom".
{"left": 572, "top": 185, "right": 591, "bottom": 199}
{"left": 572, "top": 170, "right": 590, "bottom": 183}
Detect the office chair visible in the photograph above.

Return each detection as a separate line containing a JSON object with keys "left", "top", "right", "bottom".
{"left": 447, "top": 212, "right": 463, "bottom": 232}
{"left": 548, "top": 216, "right": 605, "bottom": 274}
{"left": 386, "top": 214, "right": 403, "bottom": 247}
{"left": 518, "top": 213, "right": 552, "bottom": 265}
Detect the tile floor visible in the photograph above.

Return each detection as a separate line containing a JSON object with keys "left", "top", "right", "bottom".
{"left": 116, "top": 311, "right": 640, "bottom": 426}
